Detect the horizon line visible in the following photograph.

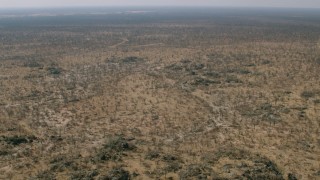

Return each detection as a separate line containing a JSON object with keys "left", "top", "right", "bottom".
{"left": 1, "top": 5, "right": 320, "bottom": 10}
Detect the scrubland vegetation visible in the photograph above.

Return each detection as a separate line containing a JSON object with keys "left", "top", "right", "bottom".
{"left": 0, "top": 7, "right": 320, "bottom": 179}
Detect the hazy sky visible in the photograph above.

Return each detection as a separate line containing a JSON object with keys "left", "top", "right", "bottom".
{"left": 1, "top": 0, "right": 320, "bottom": 8}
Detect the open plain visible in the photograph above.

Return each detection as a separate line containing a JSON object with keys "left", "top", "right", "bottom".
{"left": 0, "top": 7, "right": 320, "bottom": 179}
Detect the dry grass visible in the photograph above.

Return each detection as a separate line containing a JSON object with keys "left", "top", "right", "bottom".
{"left": 0, "top": 9, "right": 320, "bottom": 179}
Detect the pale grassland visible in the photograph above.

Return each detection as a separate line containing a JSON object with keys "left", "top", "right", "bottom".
{"left": 0, "top": 12, "right": 320, "bottom": 179}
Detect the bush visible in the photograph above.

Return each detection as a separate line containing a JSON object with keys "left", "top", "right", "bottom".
{"left": 210, "top": 147, "right": 284, "bottom": 179}
{"left": 204, "top": 71, "right": 220, "bottom": 78}
{"left": 103, "top": 167, "right": 130, "bottom": 180}
{"left": 0, "top": 151, "right": 9, "bottom": 156}
{"left": 122, "top": 56, "right": 143, "bottom": 63}
{"left": 24, "top": 61, "right": 43, "bottom": 68}
{"left": 314, "top": 99, "right": 320, "bottom": 104}
{"left": 166, "top": 63, "right": 183, "bottom": 71}
{"left": 164, "top": 162, "right": 181, "bottom": 173}
{"left": 242, "top": 160, "right": 284, "bottom": 180}
{"left": 239, "top": 69, "right": 251, "bottom": 74}
{"left": 179, "top": 164, "right": 214, "bottom": 179}
{"left": 30, "top": 170, "right": 56, "bottom": 180}
{"left": 3, "top": 135, "right": 31, "bottom": 145}
{"left": 70, "top": 170, "right": 99, "bottom": 180}
{"left": 96, "top": 136, "right": 136, "bottom": 162}
{"left": 262, "top": 60, "right": 271, "bottom": 65}
{"left": 301, "top": 91, "right": 315, "bottom": 99}
{"left": 47, "top": 67, "right": 62, "bottom": 75}
{"left": 192, "top": 77, "right": 220, "bottom": 86}
{"left": 162, "top": 154, "right": 179, "bottom": 162}
{"left": 103, "top": 136, "right": 136, "bottom": 152}
{"left": 145, "top": 150, "right": 160, "bottom": 160}
{"left": 226, "top": 76, "right": 242, "bottom": 83}
{"left": 288, "top": 173, "right": 298, "bottom": 180}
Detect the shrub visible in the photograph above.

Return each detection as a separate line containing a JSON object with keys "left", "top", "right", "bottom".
{"left": 179, "top": 164, "right": 215, "bottom": 179}
{"left": 314, "top": 99, "right": 320, "bottom": 104}
{"left": 288, "top": 173, "right": 298, "bottom": 180}
{"left": 316, "top": 57, "right": 320, "bottom": 64}
{"left": 239, "top": 69, "right": 251, "bottom": 74}
{"left": 70, "top": 170, "right": 99, "bottom": 180}
{"left": 0, "top": 151, "right": 9, "bottom": 156}
{"left": 164, "top": 162, "right": 181, "bottom": 173}
{"left": 162, "top": 154, "right": 179, "bottom": 162}
{"left": 30, "top": 170, "right": 56, "bottom": 180}
{"left": 226, "top": 76, "right": 242, "bottom": 83}
{"left": 262, "top": 60, "right": 271, "bottom": 65}
{"left": 301, "top": 91, "right": 315, "bottom": 99}
{"left": 3, "top": 135, "right": 28, "bottom": 145}
{"left": 47, "top": 67, "right": 62, "bottom": 75}
{"left": 103, "top": 167, "right": 130, "bottom": 180}
{"left": 145, "top": 150, "right": 160, "bottom": 160}
{"left": 96, "top": 136, "right": 136, "bottom": 162}
{"left": 24, "top": 61, "right": 43, "bottom": 68}
{"left": 204, "top": 71, "right": 220, "bottom": 78}
{"left": 103, "top": 136, "right": 135, "bottom": 152}
{"left": 122, "top": 56, "right": 143, "bottom": 63}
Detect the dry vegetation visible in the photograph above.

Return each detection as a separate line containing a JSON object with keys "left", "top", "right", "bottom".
{"left": 0, "top": 8, "right": 320, "bottom": 179}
